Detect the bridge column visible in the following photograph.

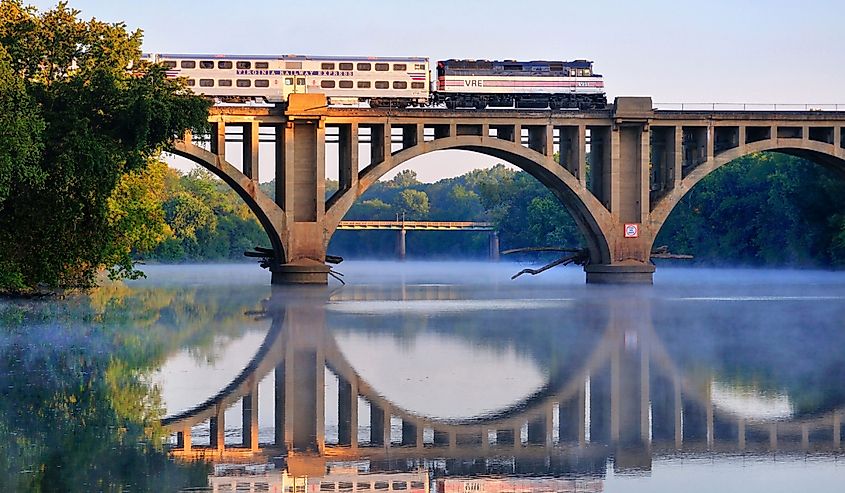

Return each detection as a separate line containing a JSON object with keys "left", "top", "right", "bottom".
{"left": 396, "top": 228, "right": 406, "bottom": 260}
{"left": 585, "top": 97, "right": 655, "bottom": 284}
{"left": 210, "top": 406, "right": 225, "bottom": 451}
{"left": 176, "top": 428, "right": 192, "bottom": 452}
{"left": 489, "top": 231, "right": 500, "bottom": 261}
{"left": 559, "top": 125, "right": 585, "bottom": 181}
{"left": 272, "top": 95, "right": 331, "bottom": 284}
{"left": 338, "top": 376, "right": 358, "bottom": 448}
{"left": 242, "top": 383, "right": 259, "bottom": 450}
{"left": 559, "top": 381, "right": 586, "bottom": 445}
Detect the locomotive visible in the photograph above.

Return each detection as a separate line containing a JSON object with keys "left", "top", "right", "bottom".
{"left": 145, "top": 53, "right": 606, "bottom": 110}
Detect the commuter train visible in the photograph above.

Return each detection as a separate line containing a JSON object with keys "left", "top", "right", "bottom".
{"left": 144, "top": 53, "right": 606, "bottom": 110}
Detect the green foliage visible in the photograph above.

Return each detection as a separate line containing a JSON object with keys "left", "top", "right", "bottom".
{"left": 394, "top": 189, "right": 430, "bottom": 219}
{"left": 657, "top": 152, "right": 845, "bottom": 267}
{"left": 0, "top": 1, "right": 210, "bottom": 292}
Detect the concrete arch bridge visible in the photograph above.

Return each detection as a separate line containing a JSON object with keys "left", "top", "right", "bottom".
{"left": 169, "top": 95, "right": 845, "bottom": 284}
{"left": 162, "top": 287, "right": 845, "bottom": 471}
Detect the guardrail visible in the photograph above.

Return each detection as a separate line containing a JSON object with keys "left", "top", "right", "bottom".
{"left": 654, "top": 103, "right": 845, "bottom": 112}
{"left": 337, "top": 220, "right": 495, "bottom": 230}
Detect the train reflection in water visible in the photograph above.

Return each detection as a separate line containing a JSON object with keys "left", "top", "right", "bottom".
{"left": 164, "top": 284, "right": 845, "bottom": 492}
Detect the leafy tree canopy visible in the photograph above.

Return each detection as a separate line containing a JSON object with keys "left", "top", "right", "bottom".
{"left": 0, "top": 1, "right": 209, "bottom": 293}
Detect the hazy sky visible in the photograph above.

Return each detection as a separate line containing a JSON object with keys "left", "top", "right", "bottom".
{"left": 28, "top": 0, "right": 845, "bottom": 181}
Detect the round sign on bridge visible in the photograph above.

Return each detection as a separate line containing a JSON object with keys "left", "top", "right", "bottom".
{"left": 624, "top": 223, "right": 639, "bottom": 238}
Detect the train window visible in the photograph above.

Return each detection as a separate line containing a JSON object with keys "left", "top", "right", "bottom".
{"left": 218, "top": 79, "right": 232, "bottom": 86}
{"left": 356, "top": 483, "right": 371, "bottom": 491}
{"left": 296, "top": 78, "right": 305, "bottom": 85}
{"left": 284, "top": 78, "right": 293, "bottom": 86}
{"left": 321, "top": 62, "right": 335, "bottom": 70}
{"left": 550, "top": 63, "right": 563, "bottom": 71}
{"left": 393, "top": 63, "right": 407, "bottom": 71}
{"left": 410, "top": 482, "right": 425, "bottom": 489}
{"left": 199, "top": 61, "right": 214, "bottom": 69}
{"left": 218, "top": 61, "right": 232, "bottom": 69}
{"left": 411, "top": 82, "right": 425, "bottom": 89}
{"left": 162, "top": 60, "right": 177, "bottom": 69}
{"left": 373, "top": 482, "right": 389, "bottom": 490}
{"left": 320, "top": 483, "right": 335, "bottom": 491}
{"left": 415, "top": 63, "right": 426, "bottom": 70}
{"left": 285, "top": 62, "right": 302, "bottom": 69}
{"left": 357, "top": 81, "right": 371, "bottom": 88}
{"left": 338, "top": 482, "right": 353, "bottom": 492}
{"left": 320, "top": 80, "right": 336, "bottom": 88}
{"left": 186, "top": 79, "right": 195, "bottom": 86}
{"left": 357, "top": 63, "right": 371, "bottom": 71}
{"left": 375, "top": 63, "right": 389, "bottom": 71}
{"left": 199, "top": 79, "right": 214, "bottom": 87}
{"left": 339, "top": 80, "right": 353, "bottom": 88}
{"left": 255, "top": 61, "right": 269, "bottom": 69}
{"left": 504, "top": 64, "right": 522, "bottom": 71}
{"left": 584, "top": 68, "right": 592, "bottom": 76}
{"left": 375, "top": 81, "right": 389, "bottom": 89}
{"left": 255, "top": 79, "right": 270, "bottom": 87}
{"left": 180, "top": 60, "right": 196, "bottom": 69}
{"left": 393, "top": 81, "right": 407, "bottom": 89}
{"left": 237, "top": 61, "right": 252, "bottom": 69}
{"left": 392, "top": 482, "right": 408, "bottom": 490}
{"left": 237, "top": 79, "right": 251, "bottom": 87}
{"left": 339, "top": 62, "right": 353, "bottom": 70}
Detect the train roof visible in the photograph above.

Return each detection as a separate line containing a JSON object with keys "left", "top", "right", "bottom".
{"left": 146, "top": 53, "right": 428, "bottom": 62}
{"left": 441, "top": 59, "right": 595, "bottom": 69}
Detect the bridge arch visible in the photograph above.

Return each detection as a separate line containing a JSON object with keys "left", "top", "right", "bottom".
{"left": 169, "top": 140, "right": 289, "bottom": 263}
{"left": 646, "top": 139, "right": 845, "bottom": 251}
{"left": 324, "top": 135, "right": 614, "bottom": 264}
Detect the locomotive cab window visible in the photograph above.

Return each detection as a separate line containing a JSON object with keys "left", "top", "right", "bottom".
{"left": 237, "top": 79, "right": 251, "bottom": 87}
{"left": 199, "top": 79, "right": 214, "bottom": 87}
{"left": 199, "top": 61, "right": 214, "bottom": 69}
{"left": 162, "top": 60, "right": 177, "bottom": 69}
{"left": 284, "top": 78, "right": 293, "bottom": 86}
{"left": 180, "top": 60, "right": 196, "bottom": 69}
{"left": 255, "top": 62, "right": 269, "bottom": 69}
{"left": 357, "top": 63, "right": 371, "bottom": 71}
{"left": 320, "top": 80, "right": 335, "bottom": 88}
{"left": 296, "top": 78, "right": 305, "bottom": 85}
{"left": 237, "top": 61, "right": 251, "bottom": 69}
{"left": 393, "top": 63, "right": 406, "bottom": 71}
{"left": 321, "top": 62, "right": 335, "bottom": 70}
{"left": 584, "top": 68, "right": 592, "bottom": 76}
{"left": 218, "top": 61, "right": 232, "bottom": 69}
{"left": 414, "top": 63, "right": 426, "bottom": 70}
{"left": 255, "top": 79, "right": 269, "bottom": 87}
{"left": 375, "top": 63, "right": 389, "bottom": 71}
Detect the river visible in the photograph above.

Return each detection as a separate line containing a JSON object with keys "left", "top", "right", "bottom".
{"left": 1, "top": 261, "right": 844, "bottom": 492}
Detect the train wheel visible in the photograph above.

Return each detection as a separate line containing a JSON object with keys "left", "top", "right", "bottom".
{"left": 549, "top": 100, "right": 561, "bottom": 111}
{"left": 445, "top": 100, "right": 456, "bottom": 110}
{"left": 474, "top": 99, "right": 487, "bottom": 110}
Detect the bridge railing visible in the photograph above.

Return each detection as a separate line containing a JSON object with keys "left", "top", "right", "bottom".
{"left": 337, "top": 220, "right": 495, "bottom": 230}
{"left": 655, "top": 102, "right": 845, "bottom": 112}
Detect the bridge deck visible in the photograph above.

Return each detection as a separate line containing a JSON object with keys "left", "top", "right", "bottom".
{"left": 337, "top": 220, "right": 495, "bottom": 231}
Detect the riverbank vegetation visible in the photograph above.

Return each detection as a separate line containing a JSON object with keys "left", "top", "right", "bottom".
{"left": 0, "top": 1, "right": 209, "bottom": 293}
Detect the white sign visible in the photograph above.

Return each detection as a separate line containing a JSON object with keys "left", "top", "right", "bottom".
{"left": 624, "top": 223, "right": 639, "bottom": 238}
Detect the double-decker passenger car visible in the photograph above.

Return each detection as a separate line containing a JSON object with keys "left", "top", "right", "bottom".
{"left": 434, "top": 59, "right": 606, "bottom": 109}
{"left": 145, "top": 53, "right": 430, "bottom": 107}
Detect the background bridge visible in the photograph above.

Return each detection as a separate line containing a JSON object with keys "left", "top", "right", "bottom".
{"left": 172, "top": 95, "right": 845, "bottom": 284}
{"left": 336, "top": 221, "right": 498, "bottom": 260}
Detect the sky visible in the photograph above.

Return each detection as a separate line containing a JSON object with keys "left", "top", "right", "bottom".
{"left": 27, "top": 0, "right": 845, "bottom": 181}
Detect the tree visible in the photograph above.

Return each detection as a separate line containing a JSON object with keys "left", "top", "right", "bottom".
{"left": 0, "top": 1, "right": 209, "bottom": 292}
{"left": 388, "top": 169, "right": 420, "bottom": 188}
{"left": 394, "top": 189, "right": 430, "bottom": 219}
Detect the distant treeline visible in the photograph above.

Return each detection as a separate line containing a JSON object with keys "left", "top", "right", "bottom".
{"left": 141, "top": 152, "right": 845, "bottom": 267}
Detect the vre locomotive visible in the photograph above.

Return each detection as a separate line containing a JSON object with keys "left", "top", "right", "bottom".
{"left": 145, "top": 53, "right": 606, "bottom": 110}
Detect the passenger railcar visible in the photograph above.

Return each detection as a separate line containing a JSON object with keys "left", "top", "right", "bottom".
{"left": 434, "top": 59, "right": 606, "bottom": 109}
{"left": 145, "top": 53, "right": 430, "bottom": 107}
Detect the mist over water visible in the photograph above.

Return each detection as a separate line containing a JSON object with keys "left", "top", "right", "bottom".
{"left": 3, "top": 261, "right": 845, "bottom": 491}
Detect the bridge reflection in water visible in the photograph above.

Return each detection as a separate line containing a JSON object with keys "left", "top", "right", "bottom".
{"left": 162, "top": 286, "right": 844, "bottom": 490}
